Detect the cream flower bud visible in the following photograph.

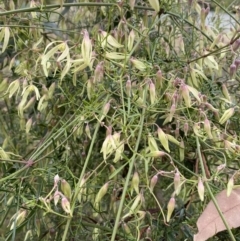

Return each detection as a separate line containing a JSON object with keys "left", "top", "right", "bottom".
{"left": 109, "top": 164, "right": 116, "bottom": 174}
{"left": 23, "top": 96, "right": 36, "bottom": 111}
{"left": 184, "top": 122, "right": 189, "bottom": 136}
{"left": 149, "top": 81, "right": 156, "bottom": 104}
{"left": 48, "top": 82, "right": 56, "bottom": 99}
{"left": 205, "top": 6, "right": 210, "bottom": 16}
{"left": 81, "top": 30, "right": 92, "bottom": 67}
{"left": 54, "top": 191, "right": 60, "bottom": 206}
{"left": 224, "top": 140, "right": 235, "bottom": 153}
{"left": 168, "top": 104, "right": 176, "bottom": 122}
{"left": 219, "top": 107, "right": 235, "bottom": 125}
{"left": 235, "top": 59, "right": 240, "bottom": 69}
{"left": 26, "top": 118, "right": 33, "bottom": 134}
{"left": 95, "top": 182, "right": 109, "bottom": 205}
{"left": 128, "top": 30, "right": 135, "bottom": 51}
{"left": 193, "top": 123, "right": 203, "bottom": 137}
{"left": 222, "top": 84, "right": 231, "bottom": 101}
{"left": 85, "top": 123, "right": 91, "bottom": 140}
{"left": 0, "top": 78, "right": 8, "bottom": 93}
{"left": 167, "top": 197, "right": 175, "bottom": 222}
{"left": 7, "top": 79, "right": 20, "bottom": 98}
{"left": 28, "top": 84, "right": 41, "bottom": 100}
{"left": 54, "top": 174, "right": 60, "bottom": 185}
{"left": 230, "top": 64, "right": 236, "bottom": 79}
{"left": 100, "top": 102, "right": 110, "bottom": 121}
{"left": 180, "top": 84, "right": 191, "bottom": 107}
{"left": 129, "top": 193, "right": 142, "bottom": 214}
{"left": 146, "top": 226, "right": 151, "bottom": 237}
{"left": 94, "top": 61, "right": 104, "bottom": 83}
{"left": 227, "top": 176, "right": 234, "bottom": 197}
{"left": 105, "top": 52, "right": 128, "bottom": 60}
{"left": 131, "top": 171, "right": 140, "bottom": 194}
{"left": 147, "top": 151, "right": 166, "bottom": 158}
{"left": 174, "top": 172, "right": 181, "bottom": 195}
{"left": 87, "top": 78, "right": 94, "bottom": 100}
{"left": 164, "top": 92, "right": 172, "bottom": 102}
{"left": 130, "top": 58, "right": 146, "bottom": 71}
{"left": 61, "top": 179, "right": 72, "bottom": 200}
{"left": 126, "top": 78, "right": 131, "bottom": 97}
{"left": 129, "top": 0, "right": 136, "bottom": 10}
{"left": 99, "top": 30, "right": 123, "bottom": 49}
{"left": 10, "top": 209, "right": 27, "bottom": 230}
{"left": 205, "top": 102, "right": 219, "bottom": 113}
{"left": 148, "top": 0, "right": 160, "bottom": 12}
{"left": 166, "top": 134, "right": 180, "bottom": 146}
{"left": 204, "top": 118, "right": 213, "bottom": 139}
{"left": 100, "top": 135, "right": 111, "bottom": 160}
{"left": 7, "top": 196, "right": 14, "bottom": 207}
{"left": 150, "top": 175, "right": 158, "bottom": 192}
{"left": 61, "top": 197, "right": 71, "bottom": 215}
{"left": 9, "top": 0, "right": 15, "bottom": 10}
{"left": 148, "top": 134, "right": 159, "bottom": 152}
{"left": 122, "top": 222, "right": 131, "bottom": 234}
{"left": 41, "top": 84, "right": 48, "bottom": 95}
{"left": 111, "top": 132, "right": 119, "bottom": 147}
{"left": 156, "top": 69, "right": 163, "bottom": 89}
{"left": 198, "top": 178, "right": 204, "bottom": 201}
{"left": 232, "top": 39, "right": 240, "bottom": 51}
{"left": 157, "top": 128, "right": 170, "bottom": 152}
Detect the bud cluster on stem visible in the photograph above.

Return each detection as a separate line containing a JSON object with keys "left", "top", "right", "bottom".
{"left": 40, "top": 174, "right": 73, "bottom": 216}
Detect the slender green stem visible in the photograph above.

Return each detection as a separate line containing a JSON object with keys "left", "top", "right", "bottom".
{"left": 61, "top": 96, "right": 109, "bottom": 241}
{"left": 0, "top": 3, "right": 153, "bottom": 17}
{"left": 61, "top": 121, "right": 101, "bottom": 241}
{"left": 149, "top": 189, "right": 166, "bottom": 223}
{"left": 196, "top": 136, "right": 236, "bottom": 241}
{"left": 110, "top": 87, "right": 147, "bottom": 241}
{"left": 119, "top": 76, "right": 127, "bottom": 126}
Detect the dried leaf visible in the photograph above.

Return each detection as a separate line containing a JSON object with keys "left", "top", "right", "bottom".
{"left": 194, "top": 188, "right": 240, "bottom": 241}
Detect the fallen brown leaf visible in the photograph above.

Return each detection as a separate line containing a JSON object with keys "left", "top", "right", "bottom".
{"left": 194, "top": 187, "right": 240, "bottom": 241}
